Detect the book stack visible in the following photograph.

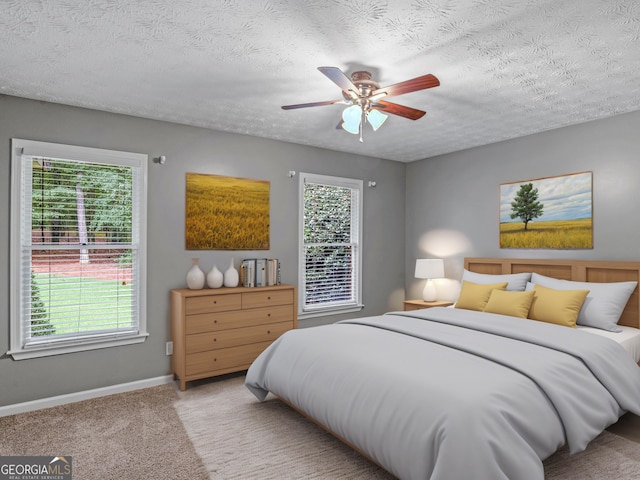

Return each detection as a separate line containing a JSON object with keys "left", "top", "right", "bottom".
{"left": 241, "top": 258, "right": 281, "bottom": 287}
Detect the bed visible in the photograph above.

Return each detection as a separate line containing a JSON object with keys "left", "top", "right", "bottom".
{"left": 245, "top": 258, "right": 640, "bottom": 480}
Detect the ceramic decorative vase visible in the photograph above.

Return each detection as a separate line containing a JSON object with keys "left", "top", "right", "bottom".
{"left": 206, "top": 264, "right": 224, "bottom": 289}
{"left": 223, "top": 258, "right": 239, "bottom": 287}
{"left": 186, "top": 258, "right": 205, "bottom": 290}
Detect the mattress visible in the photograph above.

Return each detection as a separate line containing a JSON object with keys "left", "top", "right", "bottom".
{"left": 578, "top": 325, "right": 640, "bottom": 363}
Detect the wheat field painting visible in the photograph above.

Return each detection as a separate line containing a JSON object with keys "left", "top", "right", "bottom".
{"left": 499, "top": 171, "right": 593, "bottom": 249}
{"left": 186, "top": 173, "right": 270, "bottom": 250}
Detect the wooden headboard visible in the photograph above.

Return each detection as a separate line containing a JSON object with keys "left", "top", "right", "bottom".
{"left": 464, "top": 258, "right": 640, "bottom": 329}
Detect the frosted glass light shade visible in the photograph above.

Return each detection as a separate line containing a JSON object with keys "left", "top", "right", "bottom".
{"left": 367, "top": 109, "right": 388, "bottom": 131}
{"left": 342, "top": 105, "right": 362, "bottom": 134}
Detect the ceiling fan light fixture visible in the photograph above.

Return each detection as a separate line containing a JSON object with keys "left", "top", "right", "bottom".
{"left": 281, "top": 66, "right": 439, "bottom": 141}
{"left": 342, "top": 105, "right": 362, "bottom": 135}
{"left": 367, "top": 109, "right": 388, "bottom": 131}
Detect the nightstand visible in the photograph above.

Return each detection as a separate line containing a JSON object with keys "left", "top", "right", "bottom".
{"left": 403, "top": 300, "right": 454, "bottom": 311}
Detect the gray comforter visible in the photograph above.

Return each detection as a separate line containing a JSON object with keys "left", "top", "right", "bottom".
{"left": 245, "top": 307, "right": 640, "bottom": 480}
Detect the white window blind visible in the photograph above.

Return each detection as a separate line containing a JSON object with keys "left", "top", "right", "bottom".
{"left": 9, "top": 139, "right": 148, "bottom": 359}
{"left": 299, "top": 173, "right": 363, "bottom": 316}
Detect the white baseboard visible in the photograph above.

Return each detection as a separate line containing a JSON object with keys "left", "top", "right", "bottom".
{"left": 0, "top": 375, "right": 175, "bottom": 417}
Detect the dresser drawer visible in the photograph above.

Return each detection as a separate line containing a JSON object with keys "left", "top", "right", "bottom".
{"left": 186, "top": 321, "right": 292, "bottom": 354}
{"left": 186, "top": 341, "right": 273, "bottom": 376}
{"left": 185, "top": 304, "right": 294, "bottom": 334}
{"left": 242, "top": 289, "right": 293, "bottom": 309}
{"left": 185, "top": 294, "right": 242, "bottom": 315}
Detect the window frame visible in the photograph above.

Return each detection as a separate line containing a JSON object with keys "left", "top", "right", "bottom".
{"left": 9, "top": 138, "right": 148, "bottom": 360}
{"left": 298, "top": 172, "right": 363, "bottom": 319}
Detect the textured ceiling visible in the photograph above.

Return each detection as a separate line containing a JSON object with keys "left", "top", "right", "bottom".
{"left": 2, "top": 1, "right": 640, "bottom": 162}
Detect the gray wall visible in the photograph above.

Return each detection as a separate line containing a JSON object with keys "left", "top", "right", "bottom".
{"left": 0, "top": 95, "right": 406, "bottom": 406}
{"left": 405, "top": 110, "right": 640, "bottom": 300}
{"left": 4, "top": 93, "right": 639, "bottom": 406}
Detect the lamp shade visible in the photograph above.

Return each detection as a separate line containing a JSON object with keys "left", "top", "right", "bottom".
{"left": 414, "top": 259, "right": 444, "bottom": 279}
{"left": 415, "top": 259, "right": 444, "bottom": 302}
{"left": 366, "top": 109, "right": 388, "bottom": 131}
{"left": 342, "top": 105, "right": 362, "bottom": 134}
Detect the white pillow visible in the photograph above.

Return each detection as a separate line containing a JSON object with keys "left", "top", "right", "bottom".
{"left": 461, "top": 269, "right": 531, "bottom": 292}
{"left": 530, "top": 273, "right": 637, "bottom": 332}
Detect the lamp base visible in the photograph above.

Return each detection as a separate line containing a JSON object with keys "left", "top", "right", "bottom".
{"left": 422, "top": 280, "right": 437, "bottom": 302}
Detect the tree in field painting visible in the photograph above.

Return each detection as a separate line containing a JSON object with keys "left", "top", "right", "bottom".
{"left": 499, "top": 172, "right": 593, "bottom": 249}
{"left": 510, "top": 183, "right": 544, "bottom": 231}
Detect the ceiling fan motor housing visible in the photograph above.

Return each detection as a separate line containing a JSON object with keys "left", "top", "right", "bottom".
{"left": 350, "top": 71, "right": 380, "bottom": 93}
{"left": 342, "top": 71, "right": 380, "bottom": 108}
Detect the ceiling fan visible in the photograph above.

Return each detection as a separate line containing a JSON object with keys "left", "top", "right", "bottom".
{"left": 281, "top": 67, "right": 440, "bottom": 141}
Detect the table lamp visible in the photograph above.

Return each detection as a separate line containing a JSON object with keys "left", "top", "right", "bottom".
{"left": 415, "top": 258, "right": 445, "bottom": 302}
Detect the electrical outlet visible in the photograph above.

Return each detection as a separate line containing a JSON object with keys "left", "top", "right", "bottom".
{"left": 165, "top": 341, "right": 173, "bottom": 356}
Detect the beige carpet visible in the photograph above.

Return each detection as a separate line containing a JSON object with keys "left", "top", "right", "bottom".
{"left": 175, "top": 375, "right": 394, "bottom": 479}
{"left": 174, "top": 374, "right": 640, "bottom": 480}
{"left": 0, "top": 384, "right": 208, "bottom": 480}
{"left": 2, "top": 377, "right": 638, "bottom": 479}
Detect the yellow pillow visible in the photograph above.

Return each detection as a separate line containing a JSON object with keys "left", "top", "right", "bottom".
{"left": 483, "top": 289, "right": 535, "bottom": 318}
{"left": 455, "top": 281, "right": 508, "bottom": 311}
{"left": 528, "top": 284, "right": 589, "bottom": 328}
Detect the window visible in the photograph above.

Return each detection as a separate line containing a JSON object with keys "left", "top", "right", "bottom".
{"left": 9, "top": 139, "right": 148, "bottom": 359}
{"left": 298, "top": 173, "right": 363, "bottom": 317}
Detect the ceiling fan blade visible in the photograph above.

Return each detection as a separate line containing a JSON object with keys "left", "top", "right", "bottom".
{"left": 371, "top": 74, "right": 440, "bottom": 98}
{"left": 281, "top": 99, "right": 344, "bottom": 110}
{"left": 318, "top": 66, "right": 359, "bottom": 95}
{"left": 372, "top": 100, "right": 426, "bottom": 120}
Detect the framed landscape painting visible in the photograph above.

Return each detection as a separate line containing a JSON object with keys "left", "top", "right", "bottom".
{"left": 186, "top": 173, "right": 270, "bottom": 250}
{"left": 499, "top": 171, "right": 593, "bottom": 249}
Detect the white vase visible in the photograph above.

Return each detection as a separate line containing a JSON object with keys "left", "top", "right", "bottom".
{"left": 186, "top": 258, "right": 205, "bottom": 290}
{"left": 223, "top": 258, "right": 239, "bottom": 287}
{"left": 206, "top": 264, "right": 224, "bottom": 289}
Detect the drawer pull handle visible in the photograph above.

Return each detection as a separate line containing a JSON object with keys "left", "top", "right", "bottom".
{"left": 213, "top": 300, "right": 217, "bottom": 304}
{"left": 214, "top": 320, "right": 218, "bottom": 324}
{"left": 267, "top": 296, "right": 271, "bottom": 300}
{"left": 213, "top": 338, "right": 217, "bottom": 342}
{"left": 267, "top": 330, "right": 271, "bottom": 334}
{"left": 267, "top": 313, "right": 271, "bottom": 317}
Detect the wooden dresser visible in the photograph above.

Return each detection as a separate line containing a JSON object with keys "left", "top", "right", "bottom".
{"left": 170, "top": 284, "right": 297, "bottom": 390}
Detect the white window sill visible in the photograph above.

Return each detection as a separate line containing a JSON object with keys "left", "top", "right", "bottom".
{"left": 298, "top": 304, "right": 364, "bottom": 320}
{"left": 7, "top": 333, "right": 149, "bottom": 360}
